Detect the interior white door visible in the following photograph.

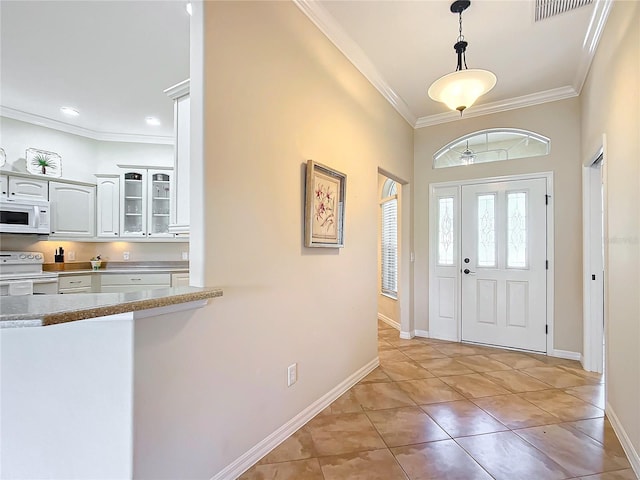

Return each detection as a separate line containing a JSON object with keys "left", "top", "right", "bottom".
{"left": 461, "top": 179, "right": 547, "bottom": 352}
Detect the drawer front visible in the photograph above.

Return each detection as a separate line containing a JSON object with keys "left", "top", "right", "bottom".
{"left": 59, "top": 275, "right": 92, "bottom": 290}
{"left": 100, "top": 273, "right": 170, "bottom": 286}
{"left": 59, "top": 286, "right": 92, "bottom": 294}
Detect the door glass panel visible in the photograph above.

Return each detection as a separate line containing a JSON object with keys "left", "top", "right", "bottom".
{"left": 507, "top": 191, "right": 528, "bottom": 268}
{"left": 438, "top": 197, "right": 454, "bottom": 265}
{"left": 123, "top": 172, "right": 143, "bottom": 235}
{"left": 151, "top": 173, "right": 171, "bottom": 234}
{"left": 477, "top": 194, "right": 496, "bottom": 267}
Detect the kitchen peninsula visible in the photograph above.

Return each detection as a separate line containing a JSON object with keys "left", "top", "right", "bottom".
{"left": 0, "top": 286, "right": 222, "bottom": 479}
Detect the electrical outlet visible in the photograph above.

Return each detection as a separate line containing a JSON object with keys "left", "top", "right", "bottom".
{"left": 123, "top": 251, "right": 130, "bottom": 261}
{"left": 181, "top": 251, "right": 189, "bottom": 260}
{"left": 287, "top": 363, "right": 297, "bottom": 387}
{"left": 68, "top": 251, "right": 76, "bottom": 261}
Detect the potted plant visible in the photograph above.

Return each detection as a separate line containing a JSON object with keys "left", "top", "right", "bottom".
{"left": 90, "top": 255, "right": 102, "bottom": 270}
{"left": 32, "top": 153, "right": 53, "bottom": 175}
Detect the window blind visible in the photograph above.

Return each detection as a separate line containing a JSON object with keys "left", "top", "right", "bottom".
{"left": 381, "top": 197, "right": 398, "bottom": 297}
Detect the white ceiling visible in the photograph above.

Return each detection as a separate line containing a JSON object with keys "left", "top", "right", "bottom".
{"left": 298, "top": 0, "right": 611, "bottom": 127}
{"left": 0, "top": 1, "right": 190, "bottom": 143}
{"left": 0, "top": 0, "right": 610, "bottom": 142}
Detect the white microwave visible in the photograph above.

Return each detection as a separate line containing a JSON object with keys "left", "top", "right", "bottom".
{"left": 0, "top": 198, "right": 51, "bottom": 234}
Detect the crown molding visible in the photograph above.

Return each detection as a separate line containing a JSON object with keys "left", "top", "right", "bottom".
{"left": 414, "top": 86, "right": 579, "bottom": 129}
{"left": 164, "top": 79, "right": 190, "bottom": 100}
{"left": 293, "top": 0, "right": 416, "bottom": 127}
{"left": 573, "top": 0, "right": 612, "bottom": 94}
{"left": 0, "top": 106, "right": 174, "bottom": 145}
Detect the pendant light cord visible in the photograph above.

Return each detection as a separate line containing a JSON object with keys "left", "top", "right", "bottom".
{"left": 456, "top": 10, "right": 468, "bottom": 71}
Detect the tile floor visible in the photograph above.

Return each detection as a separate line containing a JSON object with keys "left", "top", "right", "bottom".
{"left": 239, "top": 321, "right": 637, "bottom": 480}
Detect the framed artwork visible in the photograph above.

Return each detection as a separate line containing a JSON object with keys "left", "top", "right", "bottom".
{"left": 305, "top": 160, "right": 346, "bottom": 248}
{"left": 25, "top": 148, "right": 62, "bottom": 178}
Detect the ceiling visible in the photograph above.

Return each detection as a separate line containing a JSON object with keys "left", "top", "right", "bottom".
{"left": 0, "top": 0, "right": 610, "bottom": 142}
{"left": 0, "top": 1, "right": 190, "bottom": 143}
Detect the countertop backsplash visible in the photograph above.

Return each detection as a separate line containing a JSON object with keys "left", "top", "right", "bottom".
{"left": 0, "top": 235, "right": 188, "bottom": 264}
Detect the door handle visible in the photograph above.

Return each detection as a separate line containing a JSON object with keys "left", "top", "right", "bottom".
{"left": 463, "top": 268, "right": 476, "bottom": 275}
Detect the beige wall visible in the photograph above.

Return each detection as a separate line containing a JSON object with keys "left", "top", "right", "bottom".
{"left": 132, "top": 2, "right": 413, "bottom": 478}
{"left": 581, "top": 0, "right": 640, "bottom": 462}
{"left": 414, "top": 98, "right": 583, "bottom": 353}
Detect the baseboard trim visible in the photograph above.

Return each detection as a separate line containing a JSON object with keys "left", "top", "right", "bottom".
{"left": 606, "top": 402, "right": 640, "bottom": 477}
{"left": 400, "top": 329, "right": 429, "bottom": 339}
{"left": 210, "top": 357, "right": 380, "bottom": 480}
{"left": 378, "top": 313, "right": 400, "bottom": 331}
{"left": 550, "top": 349, "right": 582, "bottom": 361}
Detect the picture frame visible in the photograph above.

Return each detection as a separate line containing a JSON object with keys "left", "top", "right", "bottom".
{"left": 25, "top": 148, "right": 62, "bottom": 178}
{"left": 305, "top": 159, "right": 346, "bottom": 248}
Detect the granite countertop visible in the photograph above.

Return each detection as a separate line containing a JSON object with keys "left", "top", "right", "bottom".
{"left": 0, "top": 287, "right": 222, "bottom": 328}
{"left": 44, "top": 260, "right": 189, "bottom": 276}
{"left": 55, "top": 268, "right": 189, "bottom": 276}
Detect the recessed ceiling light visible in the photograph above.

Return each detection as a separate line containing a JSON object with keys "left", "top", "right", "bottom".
{"left": 145, "top": 116, "right": 161, "bottom": 126}
{"left": 186, "top": 2, "right": 192, "bottom": 16}
{"left": 60, "top": 106, "right": 79, "bottom": 116}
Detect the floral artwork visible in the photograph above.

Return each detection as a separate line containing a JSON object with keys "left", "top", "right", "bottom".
{"left": 305, "top": 160, "right": 346, "bottom": 248}
{"left": 312, "top": 175, "right": 338, "bottom": 240}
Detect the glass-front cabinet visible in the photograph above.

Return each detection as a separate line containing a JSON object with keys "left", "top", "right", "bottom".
{"left": 120, "top": 168, "right": 173, "bottom": 238}
{"left": 148, "top": 171, "right": 171, "bottom": 236}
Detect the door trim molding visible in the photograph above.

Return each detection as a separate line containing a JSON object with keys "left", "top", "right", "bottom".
{"left": 429, "top": 171, "right": 555, "bottom": 355}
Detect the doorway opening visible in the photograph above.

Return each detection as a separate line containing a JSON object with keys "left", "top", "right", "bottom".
{"left": 377, "top": 169, "right": 411, "bottom": 337}
{"left": 583, "top": 152, "right": 605, "bottom": 373}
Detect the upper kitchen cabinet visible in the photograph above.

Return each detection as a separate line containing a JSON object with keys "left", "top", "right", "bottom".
{"left": 49, "top": 181, "right": 96, "bottom": 237}
{"left": 3, "top": 175, "right": 49, "bottom": 201}
{"left": 165, "top": 79, "right": 190, "bottom": 236}
{"left": 119, "top": 166, "right": 174, "bottom": 239}
{"left": 95, "top": 174, "right": 120, "bottom": 238}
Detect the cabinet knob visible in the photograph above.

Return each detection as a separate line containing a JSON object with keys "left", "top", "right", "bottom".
{"left": 114, "top": 232, "right": 118, "bottom": 235}
{"left": 11, "top": 192, "right": 15, "bottom": 195}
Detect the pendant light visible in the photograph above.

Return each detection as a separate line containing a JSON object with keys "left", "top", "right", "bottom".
{"left": 428, "top": 0, "right": 496, "bottom": 115}
{"left": 459, "top": 141, "right": 476, "bottom": 164}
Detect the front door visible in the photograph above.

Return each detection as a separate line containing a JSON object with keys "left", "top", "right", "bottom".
{"left": 460, "top": 179, "right": 547, "bottom": 352}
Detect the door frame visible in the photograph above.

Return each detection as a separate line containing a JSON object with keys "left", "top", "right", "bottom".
{"left": 582, "top": 145, "right": 606, "bottom": 373}
{"left": 429, "top": 171, "right": 555, "bottom": 355}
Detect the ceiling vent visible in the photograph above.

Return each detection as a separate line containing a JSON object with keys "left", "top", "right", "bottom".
{"left": 535, "top": 0, "right": 592, "bottom": 21}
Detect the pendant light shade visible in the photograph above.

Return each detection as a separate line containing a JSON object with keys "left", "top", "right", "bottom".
{"left": 428, "top": 0, "right": 496, "bottom": 114}
{"left": 428, "top": 69, "right": 496, "bottom": 113}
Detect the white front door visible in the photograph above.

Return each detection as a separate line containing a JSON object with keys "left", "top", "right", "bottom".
{"left": 460, "top": 179, "right": 547, "bottom": 352}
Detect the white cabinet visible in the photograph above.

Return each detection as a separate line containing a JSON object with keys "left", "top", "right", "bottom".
{"left": 171, "top": 273, "right": 190, "bottom": 287}
{"left": 119, "top": 168, "right": 173, "bottom": 239}
{"left": 49, "top": 181, "right": 95, "bottom": 237}
{"left": 165, "top": 79, "right": 190, "bottom": 236}
{"left": 96, "top": 174, "right": 120, "bottom": 238}
{"left": 100, "top": 273, "right": 170, "bottom": 293}
{"left": 6, "top": 176, "right": 49, "bottom": 201}
{"left": 59, "top": 274, "right": 93, "bottom": 294}
{"left": 0, "top": 175, "right": 7, "bottom": 198}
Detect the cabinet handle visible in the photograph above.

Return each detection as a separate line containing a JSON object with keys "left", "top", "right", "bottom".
{"left": 131, "top": 278, "right": 142, "bottom": 281}
{"left": 70, "top": 281, "right": 81, "bottom": 284}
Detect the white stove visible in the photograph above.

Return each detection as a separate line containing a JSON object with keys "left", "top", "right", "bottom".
{"left": 0, "top": 251, "right": 59, "bottom": 296}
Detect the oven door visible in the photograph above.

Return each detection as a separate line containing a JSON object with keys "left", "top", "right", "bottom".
{"left": 0, "top": 277, "right": 59, "bottom": 296}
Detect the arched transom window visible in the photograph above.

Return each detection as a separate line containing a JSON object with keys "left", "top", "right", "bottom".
{"left": 433, "top": 128, "right": 550, "bottom": 169}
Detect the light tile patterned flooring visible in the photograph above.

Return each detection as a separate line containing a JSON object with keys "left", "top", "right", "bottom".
{"left": 239, "top": 321, "right": 637, "bottom": 480}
